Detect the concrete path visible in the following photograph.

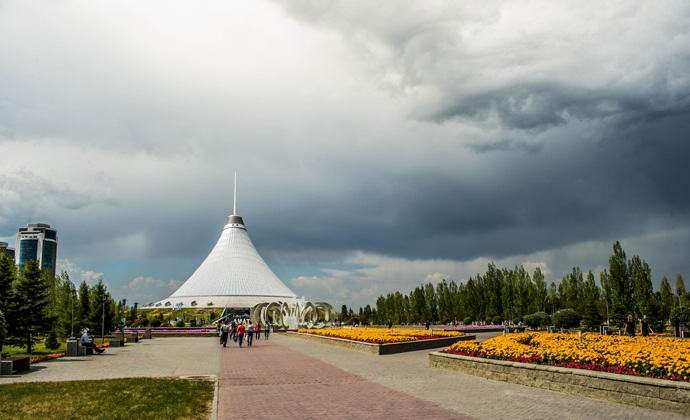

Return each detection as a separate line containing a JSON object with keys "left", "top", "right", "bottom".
{"left": 0, "top": 337, "right": 219, "bottom": 384}
{"left": 272, "top": 334, "right": 683, "bottom": 420}
{"left": 217, "top": 336, "right": 468, "bottom": 420}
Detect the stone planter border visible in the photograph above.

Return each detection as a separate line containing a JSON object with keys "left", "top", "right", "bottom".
{"left": 291, "top": 332, "right": 475, "bottom": 355}
{"left": 429, "top": 351, "right": 690, "bottom": 416}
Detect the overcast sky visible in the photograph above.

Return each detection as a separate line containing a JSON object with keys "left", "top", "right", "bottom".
{"left": 1, "top": 1, "right": 689, "bottom": 307}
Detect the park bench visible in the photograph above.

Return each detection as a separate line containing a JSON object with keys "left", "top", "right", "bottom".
{"left": 0, "top": 356, "right": 31, "bottom": 375}
{"left": 126, "top": 333, "right": 139, "bottom": 343}
{"left": 110, "top": 332, "right": 125, "bottom": 347}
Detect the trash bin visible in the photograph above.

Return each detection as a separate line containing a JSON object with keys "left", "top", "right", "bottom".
{"left": 66, "top": 339, "right": 79, "bottom": 357}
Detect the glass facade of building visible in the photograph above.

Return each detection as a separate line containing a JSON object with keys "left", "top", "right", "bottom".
{"left": 18, "top": 239, "right": 39, "bottom": 265}
{"left": 41, "top": 240, "right": 57, "bottom": 274}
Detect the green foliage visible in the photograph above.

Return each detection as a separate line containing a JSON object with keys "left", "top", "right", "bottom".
{"left": 44, "top": 329, "right": 59, "bottom": 350}
{"left": 463, "top": 317, "right": 472, "bottom": 325}
{"left": 175, "top": 320, "right": 185, "bottom": 327}
{"left": 676, "top": 274, "right": 688, "bottom": 307}
{"left": 523, "top": 312, "right": 551, "bottom": 329}
{"left": 0, "top": 253, "right": 15, "bottom": 313}
{"left": 7, "top": 260, "right": 54, "bottom": 353}
{"left": 491, "top": 315, "right": 503, "bottom": 325}
{"left": 553, "top": 309, "right": 581, "bottom": 329}
{"left": 0, "top": 309, "right": 6, "bottom": 346}
{"left": 670, "top": 307, "right": 690, "bottom": 327}
{"left": 151, "top": 319, "right": 162, "bottom": 327}
{"left": 138, "top": 318, "right": 150, "bottom": 327}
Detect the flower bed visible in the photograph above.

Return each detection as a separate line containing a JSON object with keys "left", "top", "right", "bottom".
{"left": 297, "top": 327, "right": 462, "bottom": 344}
{"left": 444, "top": 332, "right": 690, "bottom": 382}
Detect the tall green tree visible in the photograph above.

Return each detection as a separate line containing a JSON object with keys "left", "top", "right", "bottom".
{"left": 676, "top": 274, "right": 688, "bottom": 307}
{"left": 629, "top": 255, "right": 652, "bottom": 316}
{"left": 0, "top": 253, "right": 16, "bottom": 311}
{"left": 581, "top": 271, "right": 602, "bottom": 328}
{"left": 7, "top": 260, "right": 54, "bottom": 353}
{"left": 532, "top": 267, "right": 547, "bottom": 312}
{"left": 77, "top": 281, "right": 91, "bottom": 331}
{"left": 88, "top": 280, "right": 115, "bottom": 340}
{"left": 659, "top": 276, "right": 674, "bottom": 320}
{"left": 608, "top": 241, "right": 633, "bottom": 318}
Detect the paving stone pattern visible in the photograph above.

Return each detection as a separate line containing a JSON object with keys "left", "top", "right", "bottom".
{"left": 275, "top": 333, "right": 684, "bottom": 420}
{"left": 217, "top": 338, "right": 469, "bottom": 419}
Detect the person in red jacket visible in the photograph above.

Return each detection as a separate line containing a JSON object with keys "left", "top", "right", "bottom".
{"left": 236, "top": 322, "right": 246, "bottom": 348}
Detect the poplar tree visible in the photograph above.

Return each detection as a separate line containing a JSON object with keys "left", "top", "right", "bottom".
{"left": 659, "top": 276, "right": 674, "bottom": 320}
{"left": 77, "top": 281, "right": 91, "bottom": 331}
{"left": 532, "top": 267, "right": 547, "bottom": 312}
{"left": 629, "top": 255, "right": 653, "bottom": 315}
{"left": 676, "top": 274, "right": 688, "bottom": 307}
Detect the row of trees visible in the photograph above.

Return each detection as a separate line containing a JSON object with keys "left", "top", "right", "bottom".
{"left": 0, "top": 253, "right": 136, "bottom": 353}
{"left": 339, "top": 242, "right": 689, "bottom": 330}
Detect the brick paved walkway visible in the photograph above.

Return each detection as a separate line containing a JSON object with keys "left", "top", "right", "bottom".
{"left": 217, "top": 338, "right": 470, "bottom": 419}
{"left": 275, "top": 334, "right": 682, "bottom": 420}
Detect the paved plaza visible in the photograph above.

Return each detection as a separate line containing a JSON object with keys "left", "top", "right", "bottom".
{"left": 0, "top": 334, "right": 683, "bottom": 419}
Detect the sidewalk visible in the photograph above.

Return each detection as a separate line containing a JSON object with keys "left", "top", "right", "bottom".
{"left": 217, "top": 337, "right": 468, "bottom": 419}
{"left": 0, "top": 337, "right": 219, "bottom": 384}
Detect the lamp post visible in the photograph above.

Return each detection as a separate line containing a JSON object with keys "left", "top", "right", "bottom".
{"left": 101, "top": 300, "right": 105, "bottom": 345}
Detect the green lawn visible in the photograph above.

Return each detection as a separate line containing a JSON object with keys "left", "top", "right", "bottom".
{"left": 3, "top": 341, "right": 67, "bottom": 357}
{"left": 0, "top": 377, "right": 214, "bottom": 420}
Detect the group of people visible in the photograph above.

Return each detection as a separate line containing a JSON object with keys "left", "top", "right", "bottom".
{"left": 623, "top": 314, "right": 653, "bottom": 337}
{"left": 218, "top": 320, "right": 272, "bottom": 348}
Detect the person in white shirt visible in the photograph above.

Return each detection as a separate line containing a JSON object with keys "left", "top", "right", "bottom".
{"left": 80, "top": 329, "right": 104, "bottom": 354}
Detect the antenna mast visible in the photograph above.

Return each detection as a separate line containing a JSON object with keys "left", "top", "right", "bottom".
{"left": 234, "top": 171, "right": 238, "bottom": 215}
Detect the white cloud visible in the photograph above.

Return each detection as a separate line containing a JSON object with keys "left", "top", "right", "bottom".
{"left": 124, "top": 276, "right": 183, "bottom": 304}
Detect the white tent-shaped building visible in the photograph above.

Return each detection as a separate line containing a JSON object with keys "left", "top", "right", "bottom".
{"left": 147, "top": 178, "right": 298, "bottom": 310}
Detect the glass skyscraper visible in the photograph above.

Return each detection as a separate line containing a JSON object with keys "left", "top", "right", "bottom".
{"left": 15, "top": 223, "right": 58, "bottom": 277}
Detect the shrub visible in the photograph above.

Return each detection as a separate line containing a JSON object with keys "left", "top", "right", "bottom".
{"left": 670, "top": 307, "right": 690, "bottom": 327}
{"left": 553, "top": 309, "right": 581, "bottom": 329}
{"left": 45, "top": 330, "right": 60, "bottom": 350}
{"left": 138, "top": 318, "right": 150, "bottom": 327}
{"left": 523, "top": 312, "right": 551, "bottom": 329}
{"left": 491, "top": 316, "right": 503, "bottom": 325}
{"left": 463, "top": 317, "right": 472, "bottom": 325}
{"left": 150, "top": 319, "right": 162, "bottom": 328}
{"left": 189, "top": 319, "right": 197, "bottom": 327}
{"left": 175, "top": 320, "right": 185, "bottom": 328}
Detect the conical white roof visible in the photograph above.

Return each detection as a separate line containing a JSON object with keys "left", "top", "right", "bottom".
{"left": 151, "top": 214, "right": 297, "bottom": 309}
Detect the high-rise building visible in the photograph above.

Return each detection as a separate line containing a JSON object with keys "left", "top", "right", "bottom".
{"left": 16, "top": 223, "right": 58, "bottom": 277}
{"left": 0, "top": 241, "right": 15, "bottom": 260}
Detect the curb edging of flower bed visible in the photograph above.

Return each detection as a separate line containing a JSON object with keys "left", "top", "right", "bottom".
{"left": 290, "top": 332, "right": 476, "bottom": 355}
{"left": 429, "top": 351, "right": 690, "bottom": 416}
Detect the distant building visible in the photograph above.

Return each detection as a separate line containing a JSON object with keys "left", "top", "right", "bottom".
{"left": 16, "top": 223, "right": 58, "bottom": 277}
{"left": 0, "top": 242, "right": 15, "bottom": 260}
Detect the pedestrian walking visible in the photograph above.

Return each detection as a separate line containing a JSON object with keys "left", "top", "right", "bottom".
{"left": 220, "top": 322, "right": 230, "bottom": 347}
{"left": 264, "top": 322, "right": 271, "bottom": 339}
{"left": 624, "top": 314, "right": 636, "bottom": 337}
{"left": 247, "top": 322, "right": 255, "bottom": 347}
{"left": 236, "top": 322, "right": 246, "bottom": 347}
{"left": 230, "top": 320, "right": 237, "bottom": 341}
{"left": 640, "top": 314, "right": 653, "bottom": 337}
{"left": 255, "top": 322, "right": 261, "bottom": 340}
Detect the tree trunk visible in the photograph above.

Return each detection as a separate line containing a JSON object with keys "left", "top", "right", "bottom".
{"left": 27, "top": 333, "right": 32, "bottom": 354}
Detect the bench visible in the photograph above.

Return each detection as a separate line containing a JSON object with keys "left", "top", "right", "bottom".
{"left": 0, "top": 356, "right": 31, "bottom": 375}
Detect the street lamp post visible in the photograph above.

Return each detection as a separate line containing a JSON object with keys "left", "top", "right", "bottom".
{"left": 101, "top": 300, "right": 105, "bottom": 345}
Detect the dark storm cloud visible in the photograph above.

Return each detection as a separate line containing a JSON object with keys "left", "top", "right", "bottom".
{"left": 2, "top": 1, "right": 690, "bottom": 305}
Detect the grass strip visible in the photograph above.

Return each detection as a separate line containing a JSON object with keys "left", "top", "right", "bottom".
{"left": 0, "top": 377, "right": 214, "bottom": 420}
